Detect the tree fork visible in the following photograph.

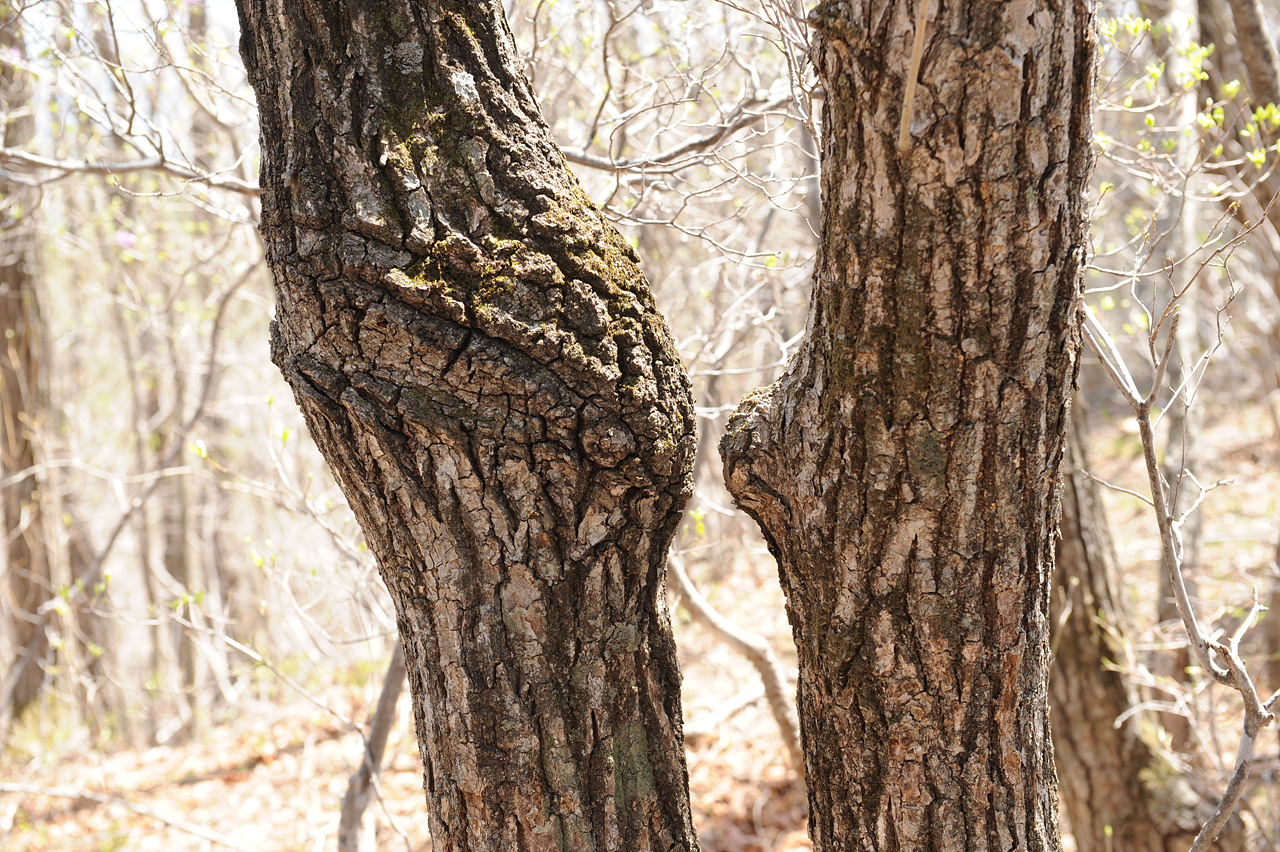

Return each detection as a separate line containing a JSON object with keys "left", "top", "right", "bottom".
{"left": 234, "top": 1, "right": 700, "bottom": 849}
{"left": 721, "top": 0, "right": 1097, "bottom": 849}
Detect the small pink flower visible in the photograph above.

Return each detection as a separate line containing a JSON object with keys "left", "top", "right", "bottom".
{"left": 114, "top": 230, "right": 138, "bottom": 250}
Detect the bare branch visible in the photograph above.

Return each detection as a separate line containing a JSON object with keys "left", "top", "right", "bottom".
{"left": 1079, "top": 468, "right": 1156, "bottom": 506}
{"left": 562, "top": 94, "right": 793, "bottom": 173}
{"left": 667, "top": 550, "right": 803, "bottom": 775}
{"left": 0, "top": 146, "right": 260, "bottom": 195}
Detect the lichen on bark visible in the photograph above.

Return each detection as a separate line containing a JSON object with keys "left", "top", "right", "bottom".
{"left": 234, "top": 0, "right": 700, "bottom": 849}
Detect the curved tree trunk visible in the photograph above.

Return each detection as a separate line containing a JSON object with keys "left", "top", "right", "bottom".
{"left": 234, "top": 1, "right": 700, "bottom": 850}
{"left": 1052, "top": 416, "right": 1243, "bottom": 852}
{"left": 720, "top": 1, "right": 1097, "bottom": 849}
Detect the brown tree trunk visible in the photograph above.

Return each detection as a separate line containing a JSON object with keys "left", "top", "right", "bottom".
{"left": 159, "top": 323, "right": 197, "bottom": 739}
{"left": 1052, "top": 415, "right": 1243, "bottom": 852}
{"left": 0, "top": 3, "right": 51, "bottom": 721}
{"left": 1223, "top": 0, "right": 1280, "bottom": 107}
{"left": 234, "top": 1, "right": 700, "bottom": 850}
{"left": 720, "top": 1, "right": 1097, "bottom": 849}
{"left": 1197, "top": 0, "right": 1280, "bottom": 703}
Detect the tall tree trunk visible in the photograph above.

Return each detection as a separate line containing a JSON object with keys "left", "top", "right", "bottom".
{"left": 91, "top": 5, "right": 168, "bottom": 742}
{"left": 186, "top": 0, "right": 236, "bottom": 717}
{"left": 720, "top": 1, "right": 1096, "bottom": 849}
{"left": 234, "top": 1, "right": 701, "bottom": 850}
{"left": 1197, "top": 0, "right": 1280, "bottom": 702}
{"left": 1223, "top": 0, "right": 1280, "bottom": 108}
{"left": 1052, "top": 413, "right": 1243, "bottom": 852}
{"left": 160, "top": 314, "right": 197, "bottom": 740}
{"left": 0, "top": 3, "right": 51, "bottom": 721}
{"left": 163, "top": 444, "right": 194, "bottom": 736}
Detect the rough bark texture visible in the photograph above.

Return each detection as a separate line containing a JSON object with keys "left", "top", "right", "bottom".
{"left": 0, "top": 5, "right": 50, "bottom": 721}
{"left": 1051, "top": 418, "right": 1243, "bottom": 852}
{"left": 720, "top": 1, "right": 1096, "bottom": 849}
{"left": 234, "top": 1, "right": 700, "bottom": 850}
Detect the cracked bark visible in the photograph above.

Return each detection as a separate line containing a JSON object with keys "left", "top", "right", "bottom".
{"left": 720, "top": 1, "right": 1096, "bottom": 849}
{"left": 234, "top": 1, "right": 699, "bottom": 849}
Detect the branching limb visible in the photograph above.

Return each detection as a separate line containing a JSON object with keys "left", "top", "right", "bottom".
{"left": 1082, "top": 273, "right": 1278, "bottom": 852}
{"left": 1082, "top": 304, "right": 1142, "bottom": 404}
{"left": 1134, "top": 400, "right": 1231, "bottom": 684}
{"left": 0, "top": 146, "right": 260, "bottom": 195}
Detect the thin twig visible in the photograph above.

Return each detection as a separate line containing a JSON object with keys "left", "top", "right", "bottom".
{"left": 1079, "top": 468, "right": 1155, "bottom": 506}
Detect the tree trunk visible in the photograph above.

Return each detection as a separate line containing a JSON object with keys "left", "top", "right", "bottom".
{"left": 234, "top": 1, "right": 700, "bottom": 850}
{"left": 720, "top": 1, "right": 1097, "bottom": 849}
{"left": 1223, "top": 0, "right": 1280, "bottom": 107}
{"left": 1205, "top": 0, "right": 1280, "bottom": 704}
{"left": 1051, "top": 414, "right": 1243, "bottom": 852}
{"left": 158, "top": 325, "right": 198, "bottom": 740}
{"left": 0, "top": 3, "right": 51, "bottom": 721}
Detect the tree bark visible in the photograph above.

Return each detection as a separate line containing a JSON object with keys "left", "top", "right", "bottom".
{"left": 1051, "top": 416, "right": 1243, "bottom": 852}
{"left": 0, "top": 2, "right": 51, "bottom": 721}
{"left": 720, "top": 1, "right": 1097, "bottom": 849}
{"left": 234, "top": 1, "right": 700, "bottom": 850}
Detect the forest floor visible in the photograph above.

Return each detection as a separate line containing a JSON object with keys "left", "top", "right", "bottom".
{"left": 3, "top": 402, "right": 1278, "bottom": 852}
{"left": 0, "top": 518, "right": 810, "bottom": 852}
{"left": 0, "top": 680, "right": 809, "bottom": 852}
